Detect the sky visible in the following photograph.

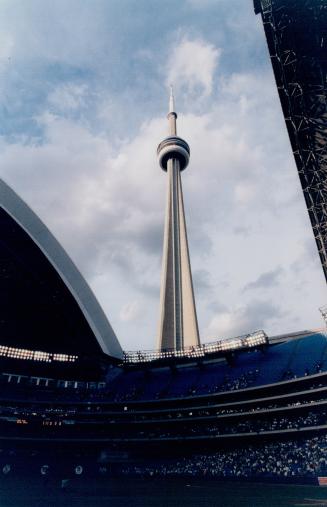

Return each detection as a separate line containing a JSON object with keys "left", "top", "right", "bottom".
{"left": 0, "top": 0, "right": 326, "bottom": 352}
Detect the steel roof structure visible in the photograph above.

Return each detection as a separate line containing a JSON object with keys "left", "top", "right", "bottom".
{"left": 254, "top": 0, "right": 327, "bottom": 283}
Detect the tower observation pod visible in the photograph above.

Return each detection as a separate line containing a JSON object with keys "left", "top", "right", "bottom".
{"left": 157, "top": 87, "right": 200, "bottom": 351}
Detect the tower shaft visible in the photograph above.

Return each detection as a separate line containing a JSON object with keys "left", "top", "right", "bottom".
{"left": 157, "top": 92, "right": 200, "bottom": 351}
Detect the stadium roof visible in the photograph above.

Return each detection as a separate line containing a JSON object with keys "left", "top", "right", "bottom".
{"left": 254, "top": 0, "right": 327, "bottom": 283}
{"left": 0, "top": 178, "right": 123, "bottom": 359}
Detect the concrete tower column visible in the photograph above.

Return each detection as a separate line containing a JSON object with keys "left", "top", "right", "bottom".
{"left": 157, "top": 88, "right": 200, "bottom": 351}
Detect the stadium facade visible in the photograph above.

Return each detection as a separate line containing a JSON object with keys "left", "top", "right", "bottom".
{"left": 0, "top": 0, "right": 326, "bottom": 487}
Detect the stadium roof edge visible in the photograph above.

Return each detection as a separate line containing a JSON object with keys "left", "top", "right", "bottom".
{"left": 0, "top": 178, "right": 123, "bottom": 360}
{"left": 269, "top": 329, "right": 326, "bottom": 344}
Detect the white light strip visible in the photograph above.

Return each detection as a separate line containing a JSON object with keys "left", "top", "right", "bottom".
{"left": 123, "top": 330, "right": 268, "bottom": 363}
{"left": 0, "top": 345, "right": 78, "bottom": 363}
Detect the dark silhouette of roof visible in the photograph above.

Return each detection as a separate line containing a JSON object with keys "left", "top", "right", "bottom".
{"left": 0, "top": 178, "right": 123, "bottom": 359}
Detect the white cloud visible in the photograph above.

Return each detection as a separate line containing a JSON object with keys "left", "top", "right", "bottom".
{"left": 119, "top": 301, "right": 142, "bottom": 323}
{"left": 48, "top": 84, "right": 88, "bottom": 113}
{"left": 0, "top": 1, "right": 112, "bottom": 69}
{"left": 187, "top": 0, "right": 224, "bottom": 8}
{"left": 204, "top": 300, "right": 284, "bottom": 341}
{"left": 234, "top": 182, "right": 257, "bottom": 205}
{"left": 0, "top": 32, "right": 14, "bottom": 60}
{"left": 166, "top": 37, "right": 221, "bottom": 99}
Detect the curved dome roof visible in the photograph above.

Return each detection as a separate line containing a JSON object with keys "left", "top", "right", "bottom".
{"left": 0, "top": 178, "right": 123, "bottom": 359}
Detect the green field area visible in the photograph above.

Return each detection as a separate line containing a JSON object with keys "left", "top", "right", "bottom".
{"left": 1, "top": 478, "right": 327, "bottom": 507}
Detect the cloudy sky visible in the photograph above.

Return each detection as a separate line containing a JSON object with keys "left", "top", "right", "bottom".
{"left": 0, "top": 0, "right": 325, "bottom": 352}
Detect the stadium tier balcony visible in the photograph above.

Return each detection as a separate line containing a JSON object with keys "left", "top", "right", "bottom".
{"left": 0, "top": 331, "right": 326, "bottom": 451}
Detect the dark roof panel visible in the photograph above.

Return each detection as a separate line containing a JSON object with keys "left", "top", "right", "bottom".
{"left": 0, "top": 179, "right": 123, "bottom": 359}
{"left": 255, "top": 0, "right": 327, "bottom": 283}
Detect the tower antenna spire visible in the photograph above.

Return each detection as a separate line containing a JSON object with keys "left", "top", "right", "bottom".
{"left": 167, "top": 85, "right": 177, "bottom": 136}
{"left": 169, "top": 84, "right": 175, "bottom": 114}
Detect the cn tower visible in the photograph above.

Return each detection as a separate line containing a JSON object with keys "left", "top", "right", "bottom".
{"left": 157, "top": 87, "right": 200, "bottom": 351}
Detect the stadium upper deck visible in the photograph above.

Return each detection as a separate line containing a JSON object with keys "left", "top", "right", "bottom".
{"left": 1, "top": 330, "right": 327, "bottom": 483}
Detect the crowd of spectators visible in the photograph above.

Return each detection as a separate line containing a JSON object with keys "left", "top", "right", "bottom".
{"left": 1, "top": 435, "right": 327, "bottom": 482}
{"left": 1, "top": 403, "right": 327, "bottom": 439}
{"left": 212, "top": 370, "right": 260, "bottom": 393}
{"left": 131, "top": 410, "right": 327, "bottom": 440}
{"left": 281, "top": 362, "right": 324, "bottom": 381}
{"left": 120, "top": 436, "right": 327, "bottom": 479}
{"left": 0, "top": 368, "right": 263, "bottom": 404}
{"left": 112, "top": 368, "right": 262, "bottom": 402}
{"left": 2, "top": 359, "right": 327, "bottom": 405}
